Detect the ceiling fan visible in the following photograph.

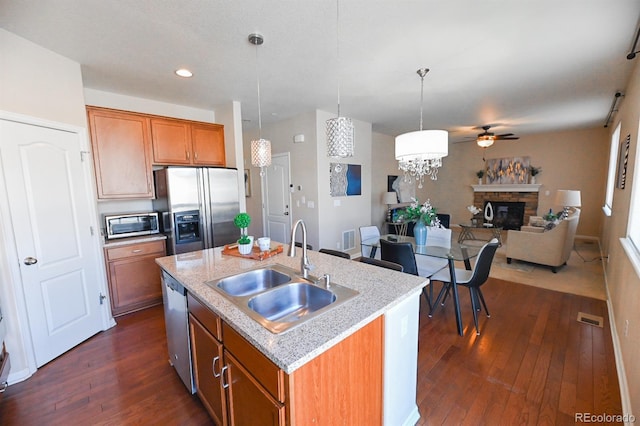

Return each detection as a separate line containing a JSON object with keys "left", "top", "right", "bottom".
{"left": 474, "top": 125, "right": 519, "bottom": 148}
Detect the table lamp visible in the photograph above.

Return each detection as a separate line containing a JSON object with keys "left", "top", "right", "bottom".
{"left": 382, "top": 191, "right": 398, "bottom": 222}
{"left": 555, "top": 189, "right": 581, "bottom": 219}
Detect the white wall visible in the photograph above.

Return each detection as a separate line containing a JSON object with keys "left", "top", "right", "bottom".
{"left": 316, "top": 110, "right": 372, "bottom": 252}
{"left": 0, "top": 29, "right": 90, "bottom": 381}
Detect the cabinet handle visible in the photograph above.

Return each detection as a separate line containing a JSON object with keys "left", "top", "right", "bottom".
{"left": 212, "top": 355, "right": 220, "bottom": 378}
{"left": 194, "top": 151, "right": 198, "bottom": 160}
{"left": 221, "top": 365, "right": 229, "bottom": 389}
{"left": 186, "top": 150, "right": 190, "bottom": 160}
{"left": 131, "top": 249, "right": 142, "bottom": 253}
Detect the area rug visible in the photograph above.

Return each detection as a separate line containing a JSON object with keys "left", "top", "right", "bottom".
{"left": 486, "top": 238, "right": 607, "bottom": 301}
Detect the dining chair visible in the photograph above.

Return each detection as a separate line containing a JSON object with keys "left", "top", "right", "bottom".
{"left": 379, "top": 238, "right": 418, "bottom": 275}
{"left": 357, "top": 256, "right": 404, "bottom": 272}
{"left": 318, "top": 248, "right": 351, "bottom": 259}
{"left": 416, "top": 227, "right": 452, "bottom": 277}
{"left": 295, "top": 241, "right": 313, "bottom": 250}
{"left": 428, "top": 238, "right": 500, "bottom": 335}
{"left": 359, "top": 225, "right": 381, "bottom": 259}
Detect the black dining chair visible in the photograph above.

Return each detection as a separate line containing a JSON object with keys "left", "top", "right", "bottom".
{"left": 318, "top": 248, "right": 351, "bottom": 259}
{"left": 379, "top": 238, "right": 418, "bottom": 275}
{"left": 380, "top": 238, "right": 434, "bottom": 307}
{"left": 358, "top": 256, "right": 404, "bottom": 272}
{"left": 428, "top": 238, "right": 500, "bottom": 335}
{"left": 295, "top": 241, "right": 313, "bottom": 250}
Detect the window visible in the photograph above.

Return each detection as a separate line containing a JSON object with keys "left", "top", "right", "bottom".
{"left": 621, "top": 120, "right": 640, "bottom": 278}
{"left": 603, "top": 122, "right": 621, "bottom": 216}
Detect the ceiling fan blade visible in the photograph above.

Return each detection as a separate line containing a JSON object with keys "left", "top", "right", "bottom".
{"left": 497, "top": 136, "right": 519, "bottom": 140}
{"left": 496, "top": 133, "right": 514, "bottom": 137}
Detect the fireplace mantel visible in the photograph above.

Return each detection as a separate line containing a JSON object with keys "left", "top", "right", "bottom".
{"left": 472, "top": 184, "right": 542, "bottom": 193}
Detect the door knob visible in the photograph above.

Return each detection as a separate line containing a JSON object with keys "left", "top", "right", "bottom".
{"left": 24, "top": 257, "right": 38, "bottom": 265}
{"left": 284, "top": 212, "right": 289, "bottom": 215}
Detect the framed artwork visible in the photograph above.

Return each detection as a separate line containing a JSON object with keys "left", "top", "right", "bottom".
{"left": 330, "top": 163, "right": 362, "bottom": 196}
{"left": 389, "top": 174, "right": 415, "bottom": 202}
{"left": 486, "top": 156, "right": 530, "bottom": 184}
{"left": 616, "top": 135, "right": 630, "bottom": 189}
{"left": 244, "top": 169, "right": 251, "bottom": 197}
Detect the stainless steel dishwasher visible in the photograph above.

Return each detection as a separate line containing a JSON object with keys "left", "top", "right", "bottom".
{"left": 161, "top": 271, "right": 195, "bottom": 393}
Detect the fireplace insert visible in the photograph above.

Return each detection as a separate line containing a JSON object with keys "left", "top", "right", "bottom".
{"left": 484, "top": 201, "right": 525, "bottom": 230}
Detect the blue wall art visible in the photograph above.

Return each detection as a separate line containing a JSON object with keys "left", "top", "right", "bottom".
{"left": 330, "top": 163, "right": 362, "bottom": 196}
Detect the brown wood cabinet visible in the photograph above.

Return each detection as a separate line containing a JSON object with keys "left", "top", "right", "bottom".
{"left": 87, "top": 106, "right": 155, "bottom": 199}
{"left": 187, "top": 292, "right": 383, "bottom": 425}
{"left": 104, "top": 239, "right": 166, "bottom": 317}
{"left": 150, "top": 118, "right": 225, "bottom": 166}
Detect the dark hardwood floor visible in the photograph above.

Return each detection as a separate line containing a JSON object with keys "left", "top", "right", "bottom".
{"left": 0, "top": 278, "right": 621, "bottom": 425}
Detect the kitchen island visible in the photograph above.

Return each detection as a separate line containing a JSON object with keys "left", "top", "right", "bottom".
{"left": 156, "top": 245, "right": 427, "bottom": 425}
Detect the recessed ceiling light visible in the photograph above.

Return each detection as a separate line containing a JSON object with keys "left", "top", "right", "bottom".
{"left": 175, "top": 68, "right": 193, "bottom": 78}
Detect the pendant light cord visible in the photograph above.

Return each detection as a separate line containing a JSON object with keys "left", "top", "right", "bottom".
{"left": 417, "top": 68, "right": 429, "bottom": 132}
{"left": 255, "top": 43, "right": 263, "bottom": 138}
{"left": 336, "top": 0, "right": 341, "bottom": 117}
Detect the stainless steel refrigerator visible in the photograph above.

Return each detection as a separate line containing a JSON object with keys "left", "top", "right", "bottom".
{"left": 153, "top": 167, "right": 240, "bottom": 254}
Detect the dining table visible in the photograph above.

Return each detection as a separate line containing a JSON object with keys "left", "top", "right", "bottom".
{"left": 361, "top": 233, "right": 481, "bottom": 336}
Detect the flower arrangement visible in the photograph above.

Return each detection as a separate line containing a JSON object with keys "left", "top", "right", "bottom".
{"left": 467, "top": 205, "right": 481, "bottom": 216}
{"left": 398, "top": 197, "right": 442, "bottom": 227}
{"left": 530, "top": 165, "right": 542, "bottom": 176}
{"left": 476, "top": 169, "right": 485, "bottom": 179}
{"left": 233, "top": 212, "right": 252, "bottom": 244}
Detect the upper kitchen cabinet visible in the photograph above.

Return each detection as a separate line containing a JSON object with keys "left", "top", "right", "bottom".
{"left": 151, "top": 118, "right": 225, "bottom": 166}
{"left": 87, "top": 107, "right": 155, "bottom": 199}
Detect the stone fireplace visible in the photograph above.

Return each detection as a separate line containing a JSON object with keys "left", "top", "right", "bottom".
{"left": 472, "top": 184, "right": 540, "bottom": 230}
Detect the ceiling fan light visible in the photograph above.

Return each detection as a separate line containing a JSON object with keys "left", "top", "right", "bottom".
{"left": 477, "top": 136, "right": 495, "bottom": 148}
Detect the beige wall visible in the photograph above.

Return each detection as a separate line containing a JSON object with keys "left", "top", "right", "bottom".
{"left": 371, "top": 126, "right": 608, "bottom": 238}
{"left": 602, "top": 57, "right": 640, "bottom": 416}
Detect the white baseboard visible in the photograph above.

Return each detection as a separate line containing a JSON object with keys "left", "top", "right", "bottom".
{"left": 601, "top": 244, "right": 632, "bottom": 422}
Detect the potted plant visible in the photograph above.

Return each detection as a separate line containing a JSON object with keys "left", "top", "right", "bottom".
{"left": 530, "top": 166, "right": 541, "bottom": 183}
{"left": 476, "top": 169, "right": 485, "bottom": 184}
{"left": 233, "top": 212, "right": 253, "bottom": 254}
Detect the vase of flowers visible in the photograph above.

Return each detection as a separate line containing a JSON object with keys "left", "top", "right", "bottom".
{"left": 467, "top": 205, "right": 481, "bottom": 225}
{"left": 476, "top": 169, "right": 485, "bottom": 185}
{"left": 397, "top": 197, "right": 441, "bottom": 245}
{"left": 530, "top": 166, "right": 541, "bottom": 184}
{"left": 234, "top": 212, "right": 254, "bottom": 255}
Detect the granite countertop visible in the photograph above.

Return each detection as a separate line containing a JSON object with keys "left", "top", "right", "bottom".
{"left": 103, "top": 234, "right": 167, "bottom": 248}
{"left": 155, "top": 245, "right": 427, "bottom": 374}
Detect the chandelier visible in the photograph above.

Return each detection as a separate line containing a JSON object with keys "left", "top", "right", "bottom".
{"left": 395, "top": 68, "right": 448, "bottom": 187}
{"left": 326, "top": 0, "right": 354, "bottom": 158}
{"left": 248, "top": 33, "right": 272, "bottom": 176}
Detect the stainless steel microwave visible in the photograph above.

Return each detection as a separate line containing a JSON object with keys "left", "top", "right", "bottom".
{"left": 104, "top": 212, "right": 160, "bottom": 240}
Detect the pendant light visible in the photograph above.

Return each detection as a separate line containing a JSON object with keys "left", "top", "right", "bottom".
{"left": 249, "top": 33, "right": 272, "bottom": 176}
{"left": 326, "top": 0, "right": 354, "bottom": 157}
{"left": 395, "top": 68, "right": 448, "bottom": 187}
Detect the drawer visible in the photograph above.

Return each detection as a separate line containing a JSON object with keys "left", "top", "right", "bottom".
{"left": 187, "top": 292, "right": 222, "bottom": 341}
{"left": 105, "top": 240, "right": 165, "bottom": 261}
{"left": 222, "top": 322, "right": 285, "bottom": 402}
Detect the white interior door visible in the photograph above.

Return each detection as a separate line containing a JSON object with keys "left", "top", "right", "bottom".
{"left": 264, "top": 153, "right": 291, "bottom": 244}
{"left": 0, "top": 119, "right": 104, "bottom": 367}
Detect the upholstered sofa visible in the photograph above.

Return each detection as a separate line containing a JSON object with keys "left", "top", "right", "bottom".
{"left": 506, "top": 211, "right": 580, "bottom": 273}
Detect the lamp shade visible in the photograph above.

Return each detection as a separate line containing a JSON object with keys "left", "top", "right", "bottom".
{"left": 555, "top": 189, "right": 581, "bottom": 207}
{"left": 382, "top": 191, "right": 398, "bottom": 205}
{"left": 251, "top": 138, "right": 272, "bottom": 168}
{"left": 395, "top": 129, "right": 448, "bottom": 161}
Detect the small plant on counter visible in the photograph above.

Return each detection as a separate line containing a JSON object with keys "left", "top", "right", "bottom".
{"left": 233, "top": 212, "right": 252, "bottom": 244}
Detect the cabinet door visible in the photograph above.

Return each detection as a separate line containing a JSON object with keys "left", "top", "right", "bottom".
{"left": 150, "top": 118, "right": 192, "bottom": 165}
{"left": 106, "top": 242, "right": 165, "bottom": 316}
{"left": 87, "top": 107, "right": 154, "bottom": 199}
{"left": 226, "top": 351, "right": 285, "bottom": 426}
{"left": 190, "top": 315, "right": 228, "bottom": 426}
{"left": 191, "top": 123, "right": 225, "bottom": 166}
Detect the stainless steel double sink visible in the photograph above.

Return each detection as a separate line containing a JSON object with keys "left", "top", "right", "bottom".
{"left": 206, "top": 264, "right": 359, "bottom": 334}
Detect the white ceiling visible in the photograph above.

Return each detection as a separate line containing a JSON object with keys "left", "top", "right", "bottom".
{"left": 1, "top": 1, "right": 639, "bottom": 142}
